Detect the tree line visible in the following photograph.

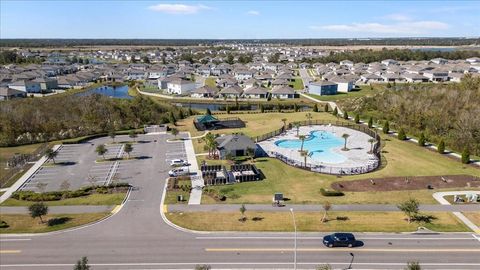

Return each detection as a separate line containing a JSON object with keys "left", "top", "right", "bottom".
{"left": 341, "top": 76, "right": 480, "bottom": 155}
{"left": 0, "top": 94, "right": 190, "bottom": 146}
{"left": 304, "top": 49, "right": 480, "bottom": 64}
{"left": 1, "top": 38, "right": 478, "bottom": 47}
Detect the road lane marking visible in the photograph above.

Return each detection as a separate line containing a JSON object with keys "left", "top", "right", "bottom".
{"left": 205, "top": 248, "right": 480, "bottom": 253}
{"left": 473, "top": 234, "right": 480, "bottom": 242}
{"left": 0, "top": 239, "right": 31, "bottom": 242}
{"left": 0, "top": 250, "right": 21, "bottom": 254}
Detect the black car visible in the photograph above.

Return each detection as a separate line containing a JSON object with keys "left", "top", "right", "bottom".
{"left": 323, "top": 233, "right": 356, "bottom": 248}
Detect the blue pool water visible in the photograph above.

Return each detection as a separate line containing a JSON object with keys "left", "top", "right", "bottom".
{"left": 275, "top": 130, "right": 347, "bottom": 164}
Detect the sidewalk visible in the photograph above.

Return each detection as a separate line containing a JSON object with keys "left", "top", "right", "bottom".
{"left": 433, "top": 191, "right": 480, "bottom": 234}
{"left": 0, "top": 205, "right": 114, "bottom": 214}
{"left": 0, "top": 144, "right": 61, "bottom": 204}
{"left": 182, "top": 132, "right": 203, "bottom": 205}
{"left": 168, "top": 203, "right": 480, "bottom": 213}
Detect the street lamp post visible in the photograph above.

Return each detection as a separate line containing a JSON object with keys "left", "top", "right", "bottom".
{"left": 290, "top": 208, "right": 297, "bottom": 270}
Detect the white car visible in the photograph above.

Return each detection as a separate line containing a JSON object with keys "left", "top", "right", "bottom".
{"left": 170, "top": 159, "right": 189, "bottom": 167}
{"left": 168, "top": 167, "right": 190, "bottom": 177}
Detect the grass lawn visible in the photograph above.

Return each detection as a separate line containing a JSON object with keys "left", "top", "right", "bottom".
{"left": 0, "top": 212, "right": 109, "bottom": 234}
{"left": 0, "top": 192, "right": 127, "bottom": 207}
{"left": 307, "top": 85, "right": 382, "bottom": 102}
{"left": 463, "top": 212, "right": 480, "bottom": 227}
{"left": 289, "top": 78, "right": 304, "bottom": 90}
{"left": 164, "top": 179, "right": 191, "bottom": 204}
{"left": 204, "top": 77, "right": 217, "bottom": 88}
{"left": 0, "top": 143, "right": 48, "bottom": 187}
{"left": 166, "top": 211, "right": 468, "bottom": 232}
{"left": 195, "top": 114, "right": 479, "bottom": 204}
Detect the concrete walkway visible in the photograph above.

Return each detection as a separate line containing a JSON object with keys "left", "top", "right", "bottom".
{"left": 168, "top": 203, "right": 480, "bottom": 213}
{"left": 0, "top": 144, "right": 61, "bottom": 204}
{"left": 0, "top": 205, "right": 114, "bottom": 214}
{"left": 433, "top": 191, "right": 480, "bottom": 234}
{"left": 182, "top": 132, "right": 203, "bottom": 205}
{"left": 299, "top": 93, "right": 343, "bottom": 115}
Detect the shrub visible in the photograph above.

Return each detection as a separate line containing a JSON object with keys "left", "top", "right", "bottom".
{"left": 354, "top": 113, "right": 360, "bottom": 124}
{"left": 0, "top": 220, "right": 9, "bottom": 228}
{"left": 332, "top": 107, "right": 338, "bottom": 116}
{"left": 320, "top": 188, "right": 344, "bottom": 197}
{"left": 461, "top": 147, "right": 470, "bottom": 164}
{"left": 95, "top": 187, "right": 109, "bottom": 194}
{"left": 368, "top": 117, "right": 373, "bottom": 128}
{"left": 343, "top": 111, "right": 349, "bottom": 120}
{"left": 313, "top": 104, "right": 318, "bottom": 112}
{"left": 397, "top": 128, "right": 407, "bottom": 140}
{"left": 437, "top": 140, "right": 445, "bottom": 154}
{"left": 383, "top": 121, "right": 390, "bottom": 134}
{"left": 418, "top": 133, "right": 426, "bottom": 147}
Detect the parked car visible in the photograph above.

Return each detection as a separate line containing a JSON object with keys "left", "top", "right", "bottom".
{"left": 168, "top": 167, "right": 190, "bottom": 177}
{"left": 323, "top": 233, "right": 356, "bottom": 248}
{"left": 170, "top": 159, "right": 189, "bottom": 167}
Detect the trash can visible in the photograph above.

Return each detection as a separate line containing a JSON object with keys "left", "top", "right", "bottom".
{"left": 177, "top": 195, "right": 183, "bottom": 202}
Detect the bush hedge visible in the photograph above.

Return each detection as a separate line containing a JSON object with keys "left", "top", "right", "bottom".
{"left": 320, "top": 188, "right": 344, "bottom": 197}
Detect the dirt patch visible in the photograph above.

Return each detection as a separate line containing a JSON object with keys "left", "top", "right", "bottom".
{"left": 332, "top": 175, "right": 480, "bottom": 192}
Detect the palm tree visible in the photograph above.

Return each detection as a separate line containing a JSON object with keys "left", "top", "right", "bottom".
{"left": 293, "top": 122, "right": 300, "bottom": 137}
{"left": 203, "top": 132, "right": 217, "bottom": 158}
{"left": 300, "top": 150, "right": 309, "bottom": 167}
{"left": 109, "top": 130, "right": 116, "bottom": 143}
{"left": 124, "top": 143, "right": 133, "bottom": 159}
{"left": 305, "top": 112, "right": 313, "bottom": 125}
{"left": 281, "top": 118, "right": 287, "bottom": 130}
{"left": 322, "top": 201, "right": 331, "bottom": 223}
{"left": 368, "top": 138, "right": 376, "bottom": 154}
{"left": 171, "top": 128, "right": 179, "bottom": 139}
{"left": 341, "top": 133, "right": 350, "bottom": 150}
{"left": 299, "top": 135, "right": 306, "bottom": 152}
{"left": 95, "top": 144, "right": 108, "bottom": 159}
{"left": 45, "top": 148, "right": 58, "bottom": 164}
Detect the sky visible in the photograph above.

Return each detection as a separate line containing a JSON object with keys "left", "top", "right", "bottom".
{"left": 1, "top": 0, "right": 479, "bottom": 39}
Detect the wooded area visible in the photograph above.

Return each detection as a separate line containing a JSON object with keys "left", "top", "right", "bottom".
{"left": 0, "top": 94, "right": 188, "bottom": 146}
{"left": 341, "top": 76, "right": 480, "bottom": 155}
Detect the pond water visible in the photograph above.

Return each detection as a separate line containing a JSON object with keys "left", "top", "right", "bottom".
{"left": 77, "top": 85, "right": 132, "bottom": 99}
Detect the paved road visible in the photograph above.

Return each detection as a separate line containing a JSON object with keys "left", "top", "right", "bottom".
{"left": 1, "top": 134, "right": 480, "bottom": 269}
{"left": 168, "top": 203, "right": 480, "bottom": 212}
{"left": 298, "top": 69, "right": 312, "bottom": 91}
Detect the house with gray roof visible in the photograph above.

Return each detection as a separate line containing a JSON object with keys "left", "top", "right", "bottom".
{"left": 0, "top": 86, "right": 27, "bottom": 100}
{"left": 243, "top": 86, "right": 268, "bottom": 99}
{"left": 191, "top": 85, "right": 217, "bottom": 98}
{"left": 270, "top": 85, "right": 296, "bottom": 99}
{"left": 308, "top": 80, "right": 338, "bottom": 96}
{"left": 218, "top": 85, "right": 243, "bottom": 99}
{"left": 215, "top": 134, "right": 256, "bottom": 159}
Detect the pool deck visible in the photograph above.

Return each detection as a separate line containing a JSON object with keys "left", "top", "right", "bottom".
{"left": 257, "top": 125, "right": 379, "bottom": 174}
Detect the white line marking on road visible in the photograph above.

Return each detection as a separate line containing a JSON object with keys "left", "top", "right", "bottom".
{"left": 0, "top": 239, "right": 31, "bottom": 242}
{"left": 472, "top": 234, "right": 480, "bottom": 242}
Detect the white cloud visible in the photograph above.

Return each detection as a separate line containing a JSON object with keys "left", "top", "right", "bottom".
{"left": 148, "top": 3, "right": 212, "bottom": 15}
{"left": 246, "top": 10, "right": 260, "bottom": 16}
{"left": 310, "top": 21, "right": 449, "bottom": 35}
{"left": 383, "top": 13, "right": 412, "bottom": 21}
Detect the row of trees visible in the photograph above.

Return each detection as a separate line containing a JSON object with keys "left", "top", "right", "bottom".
{"left": 305, "top": 48, "right": 480, "bottom": 64}
{"left": 0, "top": 50, "right": 43, "bottom": 64}
{"left": 341, "top": 76, "right": 480, "bottom": 156}
{"left": 0, "top": 94, "right": 190, "bottom": 146}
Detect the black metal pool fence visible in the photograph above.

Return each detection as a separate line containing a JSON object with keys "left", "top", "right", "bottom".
{"left": 252, "top": 120, "right": 382, "bottom": 175}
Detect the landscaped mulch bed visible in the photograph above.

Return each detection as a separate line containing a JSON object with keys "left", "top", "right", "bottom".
{"left": 331, "top": 175, "right": 480, "bottom": 192}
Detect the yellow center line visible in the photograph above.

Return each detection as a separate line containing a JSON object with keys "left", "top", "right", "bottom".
{"left": 0, "top": 250, "right": 22, "bottom": 254}
{"left": 205, "top": 248, "right": 480, "bottom": 253}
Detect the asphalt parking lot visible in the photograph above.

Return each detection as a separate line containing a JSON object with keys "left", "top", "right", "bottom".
{"left": 165, "top": 140, "right": 188, "bottom": 165}
{"left": 19, "top": 134, "right": 159, "bottom": 192}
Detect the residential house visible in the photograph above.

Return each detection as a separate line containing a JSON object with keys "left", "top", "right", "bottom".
{"left": 218, "top": 85, "right": 243, "bottom": 99}
{"left": 242, "top": 86, "right": 269, "bottom": 99}
{"left": 330, "top": 77, "right": 354, "bottom": 93}
{"left": 270, "top": 85, "right": 296, "bottom": 99}
{"left": 166, "top": 78, "right": 196, "bottom": 95}
{"left": 32, "top": 77, "right": 58, "bottom": 92}
{"left": 402, "top": 73, "right": 429, "bottom": 83}
{"left": 215, "top": 134, "right": 256, "bottom": 159}
{"left": 190, "top": 86, "right": 217, "bottom": 98}
{"left": 8, "top": 80, "right": 42, "bottom": 93}
{"left": 308, "top": 81, "right": 338, "bottom": 96}
{"left": 423, "top": 68, "right": 449, "bottom": 82}
{"left": 0, "top": 86, "right": 27, "bottom": 100}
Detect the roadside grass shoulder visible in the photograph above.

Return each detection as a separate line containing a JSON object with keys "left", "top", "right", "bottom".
{"left": 463, "top": 212, "right": 480, "bottom": 227}
{"left": 166, "top": 211, "right": 468, "bottom": 232}
{"left": 0, "top": 212, "right": 109, "bottom": 234}
{"left": 1, "top": 192, "right": 126, "bottom": 207}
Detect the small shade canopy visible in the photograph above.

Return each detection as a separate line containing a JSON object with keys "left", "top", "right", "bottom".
{"left": 195, "top": 114, "right": 219, "bottom": 124}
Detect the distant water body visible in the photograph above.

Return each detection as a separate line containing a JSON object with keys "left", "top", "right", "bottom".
{"left": 77, "top": 85, "right": 132, "bottom": 99}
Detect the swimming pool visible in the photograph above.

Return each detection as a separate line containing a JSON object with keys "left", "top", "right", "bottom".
{"left": 274, "top": 130, "right": 347, "bottom": 164}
